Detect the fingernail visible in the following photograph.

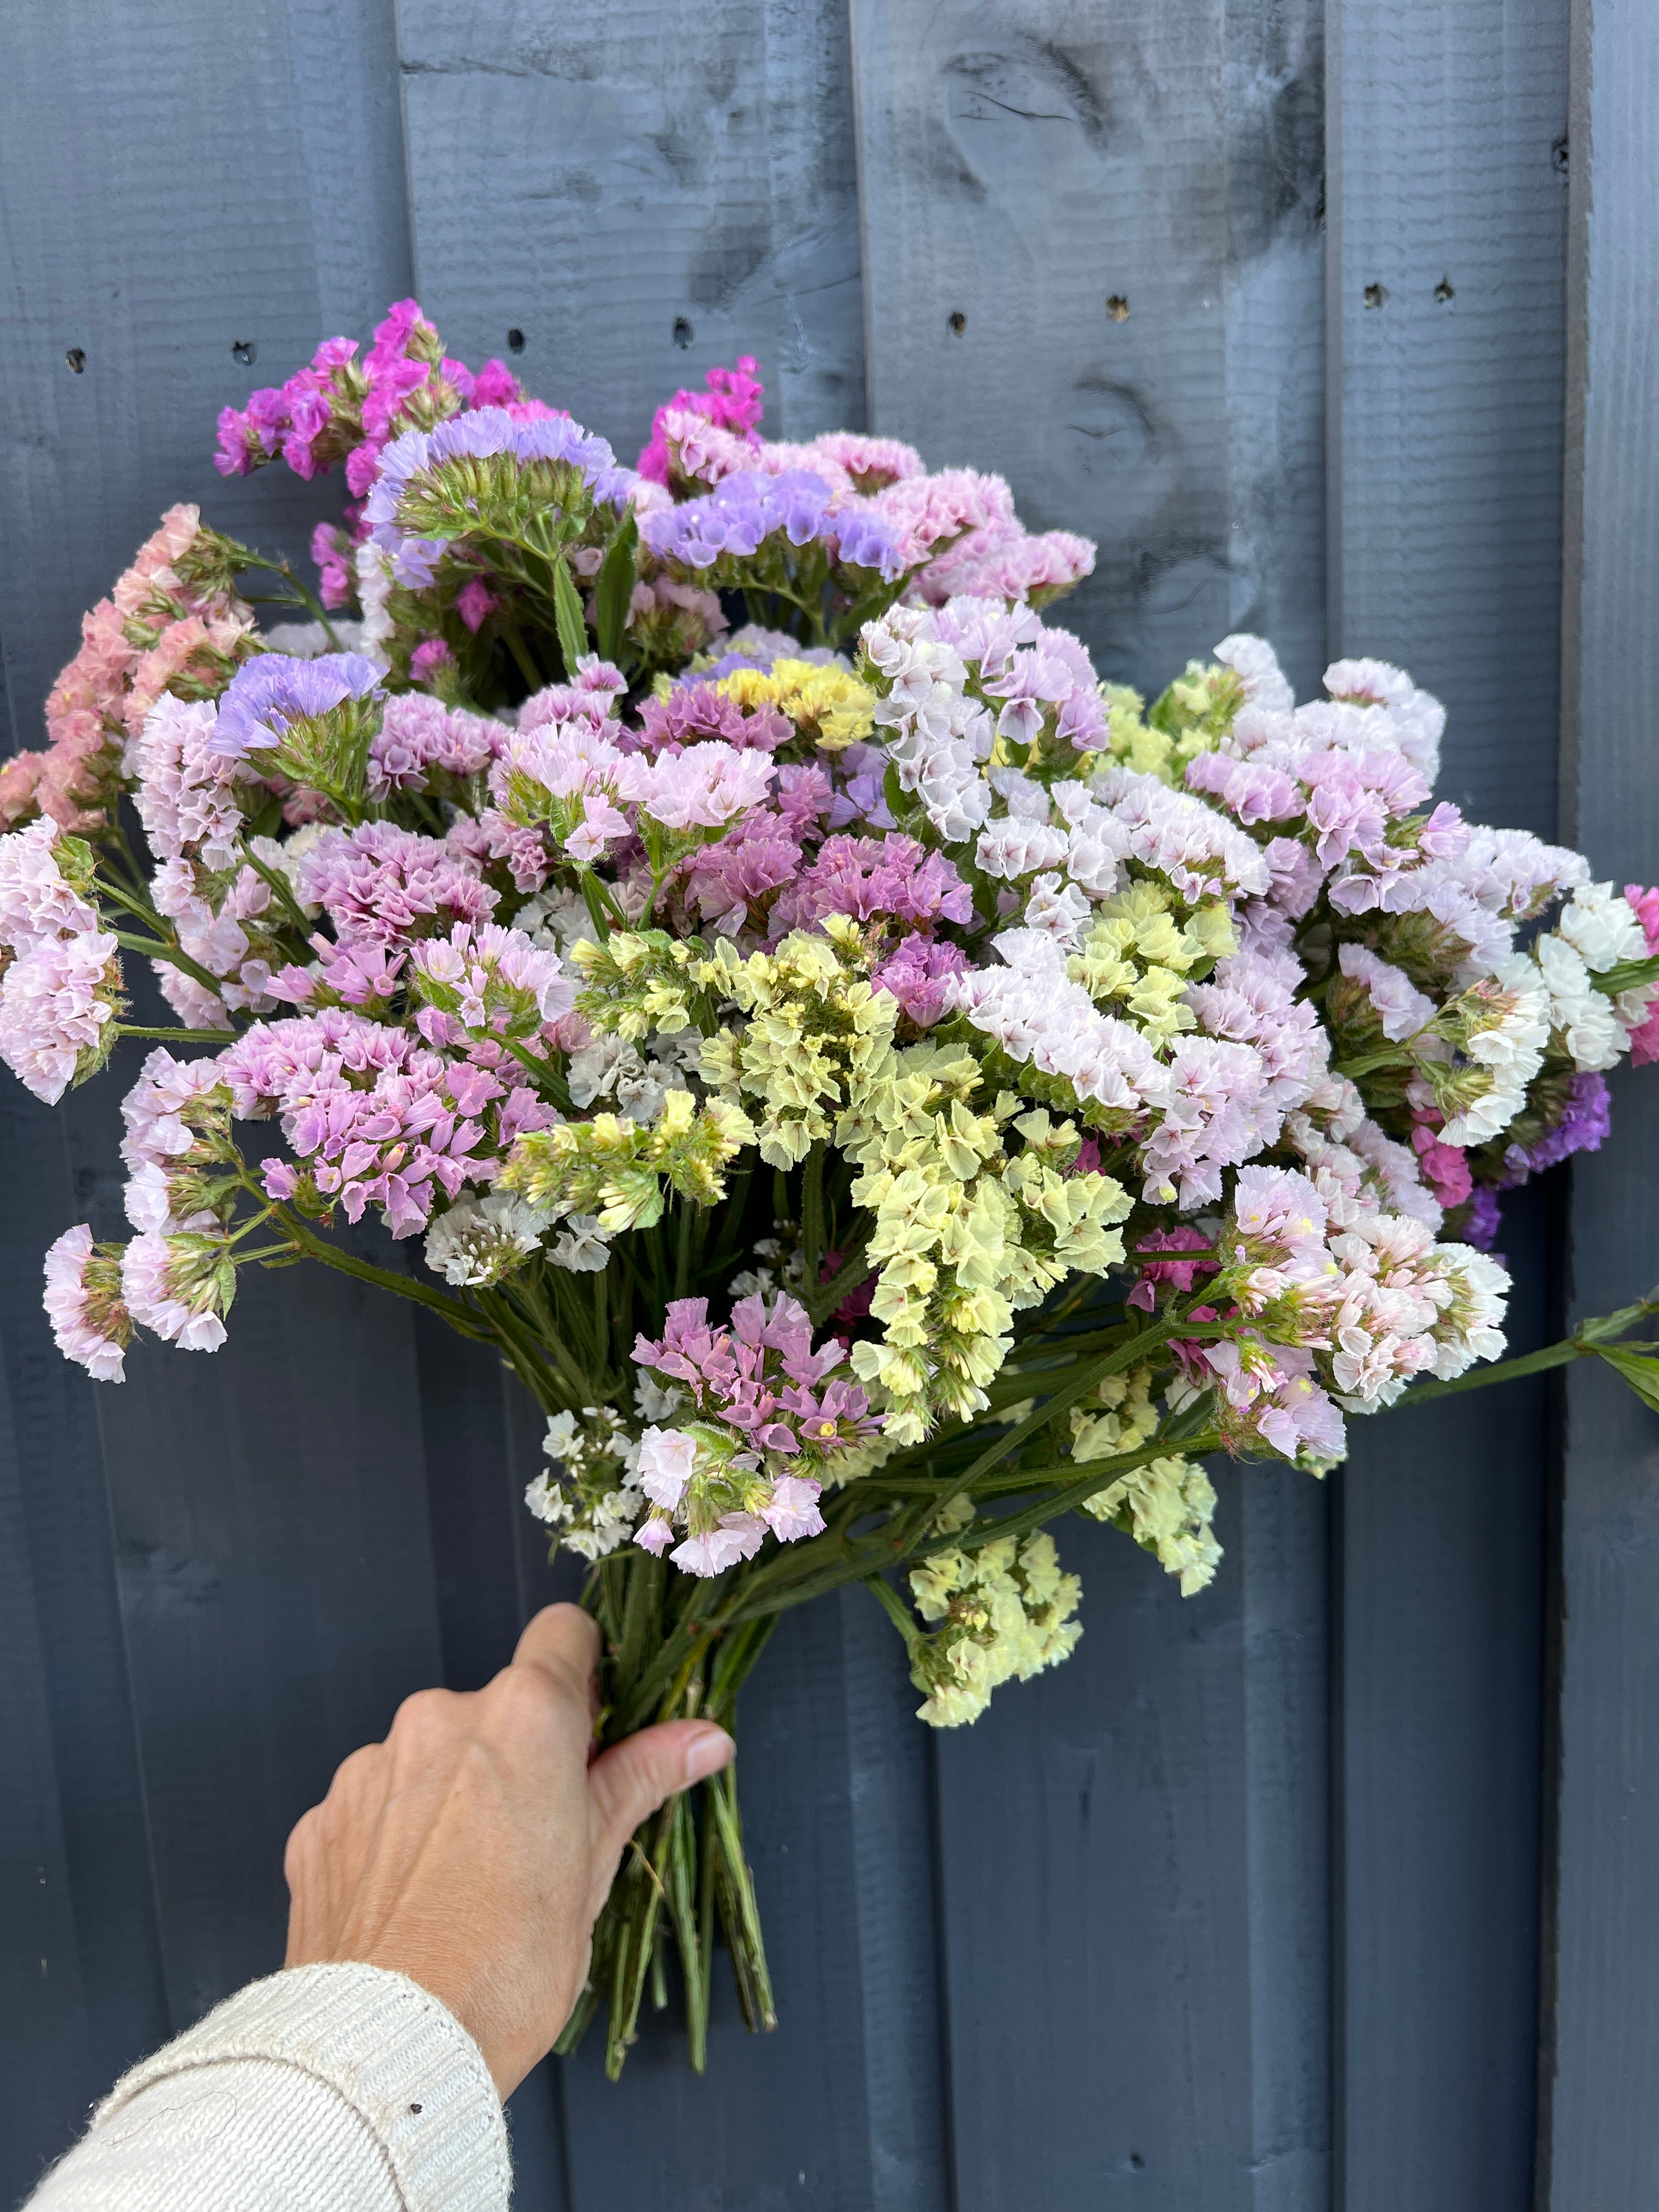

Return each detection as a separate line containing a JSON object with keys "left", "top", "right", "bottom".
{"left": 682, "top": 1724, "right": 735, "bottom": 1786}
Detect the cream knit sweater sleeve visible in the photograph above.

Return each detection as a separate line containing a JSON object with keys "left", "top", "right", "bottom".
{"left": 25, "top": 1963, "right": 512, "bottom": 2212}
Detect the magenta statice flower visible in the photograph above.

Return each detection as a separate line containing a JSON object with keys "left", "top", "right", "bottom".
{"left": 679, "top": 815, "right": 803, "bottom": 933}
{"left": 635, "top": 681, "right": 792, "bottom": 758}
{"left": 636, "top": 355, "right": 764, "bottom": 485}
{"left": 367, "top": 693, "right": 503, "bottom": 798}
{"left": 1128, "top": 1226, "right": 1219, "bottom": 1311}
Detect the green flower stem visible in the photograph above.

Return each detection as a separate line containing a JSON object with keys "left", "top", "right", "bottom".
{"left": 237, "top": 551, "right": 343, "bottom": 647}
{"left": 272, "top": 1212, "right": 498, "bottom": 1342}
{"left": 1392, "top": 1295, "right": 1659, "bottom": 1408}
{"left": 800, "top": 1213, "right": 874, "bottom": 1327}
{"left": 239, "top": 844, "right": 314, "bottom": 936}
{"left": 116, "top": 1024, "right": 238, "bottom": 1046}
{"left": 111, "top": 930, "right": 236, "bottom": 1012}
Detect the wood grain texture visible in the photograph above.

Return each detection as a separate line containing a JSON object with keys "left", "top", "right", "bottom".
{"left": 397, "top": 0, "right": 868, "bottom": 465}
{"left": 1546, "top": 1, "right": 1659, "bottom": 2197}
{"left": 1326, "top": 0, "right": 1570, "bottom": 838}
{"left": 0, "top": 0, "right": 414, "bottom": 756}
{"left": 849, "top": 0, "right": 1327, "bottom": 696}
{"left": 1327, "top": 5, "right": 1571, "bottom": 2202}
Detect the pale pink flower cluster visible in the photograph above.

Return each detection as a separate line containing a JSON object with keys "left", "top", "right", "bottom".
{"left": 0, "top": 820, "right": 121, "bottom": 1103}
{"left": 43, "top": 1223, "right": 132, "bottom": 1382}
{"left": 121, "top": 1231, "right": 229, "bottom": 1353}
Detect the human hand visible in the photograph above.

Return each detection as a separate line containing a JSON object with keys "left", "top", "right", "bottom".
{"left": 283, "top": 1602, "right": 733, "bottom": 2097}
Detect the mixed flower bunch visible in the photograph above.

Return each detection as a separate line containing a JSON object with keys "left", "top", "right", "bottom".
{"left": 6, "top": 300, "right": 1658, "bottom": 2076}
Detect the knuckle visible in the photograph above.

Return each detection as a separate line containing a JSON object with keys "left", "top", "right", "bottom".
{"left": 391, "top": 1686, "right": 460, "bottom": 1746}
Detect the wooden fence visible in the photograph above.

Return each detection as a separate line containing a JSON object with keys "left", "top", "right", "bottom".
{"left": 0, "top": 2, "right": 1654, "bottom": 2204}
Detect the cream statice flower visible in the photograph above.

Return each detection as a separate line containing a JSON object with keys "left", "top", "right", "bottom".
{"left": 906, "top": 1502, "right": 1082, "bottom": 1726}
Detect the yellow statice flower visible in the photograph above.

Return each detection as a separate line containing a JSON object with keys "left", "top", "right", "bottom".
{"left": 907, "top": 1505, "right": 1083, "bottom": 1726}
{"left": 502, "top": 1092, "right": 755, "bottom": 1231}
{"left": 571, "top": 929, "right": 707, "bottom": 1041}
{"left": 1081, "top": 1453, "right": 1221, "bottom": 1595}
{"left": 693, "top": 917, "right": 898, "bottom": 1168}
{"left": 715, "top": 658, "right": 877, "bottom": 750}
{"left": 1068, "top": 1362, "right": 1162, "bottom": 1462}
{"left": 1068, "top": 881, "right": 1237, "bottom": 1046}
{"left": 1097, "top": 662, "right": 1246, "bottom": 786}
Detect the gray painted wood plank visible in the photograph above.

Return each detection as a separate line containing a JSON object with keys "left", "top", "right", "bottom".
{"left": 1325, "top": 4, "right": 1572, "bottom": 2202}
{"left": 932, "top": 1468, "right": 1329, "bottom": 2211}
{"left": 849, "top": 0, "right": 1327, "bottom": 696}
{"left": 851, "top": 9, "right": 1332, "bottom": 2204}
{"left": 397, "top": 0, "right": 868, "bottom": 461}
{"left": 1546, "top": 0, "right": 1659, "bottom": 2196}
{"left": 1326, "top": 0, "right": 1570, "bottom": 842}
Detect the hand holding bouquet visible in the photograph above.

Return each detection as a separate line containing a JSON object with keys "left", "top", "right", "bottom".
{"left": 5, "top": 300, "right": 1657, "bottom": 2077}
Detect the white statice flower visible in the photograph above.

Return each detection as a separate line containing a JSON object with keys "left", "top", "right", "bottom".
{"left": 633, "top": 1370, "right": 685, "bottom": 1423}
{"left": 1533, "top": 933, "right": 1626, "bottom": 1073}
{"left": 975, "top": 820, "right": 1070, "bottom": 879}
{"left": 1437, "top": 956, "right": 1551, "bottom": 1144}
{"left": 567, "top": 1031, "right": 693, "bottom": 1122}
{"left": 1321, "top": 654, "right": 1447, "bottom": 778}
{"left": 354, "top": 539, "right": 396, "bottom": 666}
{"left": 1556, "top": 879, "right": 1648, "bottom": 975}
{"left": 423, "top": 1191, "right": 555, "bottom": 1286}
{"left": 1212, "top": 631, "right": 1295, "bottom": 714}
{"left": 550, "top": 1214, "right": 611, "bottom": 1271}
{"left": 1022, "top": 871, "right": 1091, "bottom": 948}
{"left": 524, "top": 1471, "right": 572, "bottom": 1526}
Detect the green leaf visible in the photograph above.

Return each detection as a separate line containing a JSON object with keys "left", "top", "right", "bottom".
{"left": 594, "top": 512, "right": 639, "bottom": 664}
{"left": 1590, "top": 1340, "right": 1659, "bottom": 1413}
{"left": 551, "top": 548, "right": 590, "bottom": 678}
{"left": 1590, "top": 951, "right": 1659, "bottom": 998}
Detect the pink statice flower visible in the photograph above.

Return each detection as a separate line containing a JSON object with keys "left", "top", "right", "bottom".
{"left": 121, "top": 1231, "right": 231, "bottom": 1353}
{"left": 771, "top": 832, "right": 972, "bottom": 937}
{"left": 43, "top": 1224, "right": 132, "bottom": 1382}
{"left": 872, "top": 936, "right": 972, "bottom": 1028}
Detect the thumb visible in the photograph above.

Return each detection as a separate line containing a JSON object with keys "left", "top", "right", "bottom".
{"left": 586, "top": 1719, "right": 733, "bottom": 1859}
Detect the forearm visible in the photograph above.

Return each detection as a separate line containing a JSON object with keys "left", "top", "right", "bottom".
{"left": 25, "top": 1965, "right": 510, "bottom": 2212}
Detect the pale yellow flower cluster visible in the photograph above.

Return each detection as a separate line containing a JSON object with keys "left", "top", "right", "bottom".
{"left": 907, "top": 1499, "right": 1082, "bottom": 1726}
{"left": 1096, "top": 660, "right": 1244, "bottom": 786}
{"left": 693, "top": 917, "right": 897, "bottom": 1169}
{"left": 1079, "top": 1452, "right": 1221, "bottom": 1595}
{"left": 501, "top": 1091, "right": 754, "bottom": 1230}
{"left": 840, "top": 1073, "right": 1131, "bottom": 1441}
{"left": 1068, "top": 881, "right": 1237, "bottom": 1044}
{"left": 714, "top": 658, "right": 877, "bottom": 750}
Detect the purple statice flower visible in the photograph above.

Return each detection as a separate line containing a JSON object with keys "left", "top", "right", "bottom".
{"left": 367, "top": 693, "right": 503, "bottom": 799}
{"left": 218, "top": 1006, "right": 549, "bottom": 1237}
{"left": 294, "top": 821, "right": 498, "bottom": 945}
{"left": 640, "top": 469, "right": 905, "bottom": 579}
{"left": 365, "top": 408, "right": 634, "bottom": 584}
{"left": 774, "top": 763, "right": 833, "bottom": 837}
{"left": 1504, "top": 1070, "right": 1612, "bottom": 1180}
{"left": 770, "top": 832, "right": 973, "bottom": 937}
{"left": 679, "top": 814, "right": 804, "bottom": 934}
{"left": 1460, "top": 1184, "right": 1504, "bottom": 1251}
{"left": 211, "top": 653, "right": 383, "bottom": 762}
{"left": 635, "top": 681, "right": 792, "bottom": 758}
{"left": 871, "top": 936, "right": 972, "bottom": 1028}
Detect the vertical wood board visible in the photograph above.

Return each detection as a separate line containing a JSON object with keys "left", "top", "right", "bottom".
{"left": 1547, "top": 0, "right": 1659, "bottom": 2197}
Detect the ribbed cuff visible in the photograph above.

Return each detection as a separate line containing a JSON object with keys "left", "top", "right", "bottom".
{"left": 97, "top": 1963, "right": 510, "bottom": 2212}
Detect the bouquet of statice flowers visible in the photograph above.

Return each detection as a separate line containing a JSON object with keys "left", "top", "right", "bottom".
{"left": 5, "top": 300, "right": 1658, "bottom": 2076}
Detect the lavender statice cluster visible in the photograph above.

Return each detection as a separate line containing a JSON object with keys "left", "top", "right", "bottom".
{"left": 5, "top": 296, "right": 1657, "bottom": 1750}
